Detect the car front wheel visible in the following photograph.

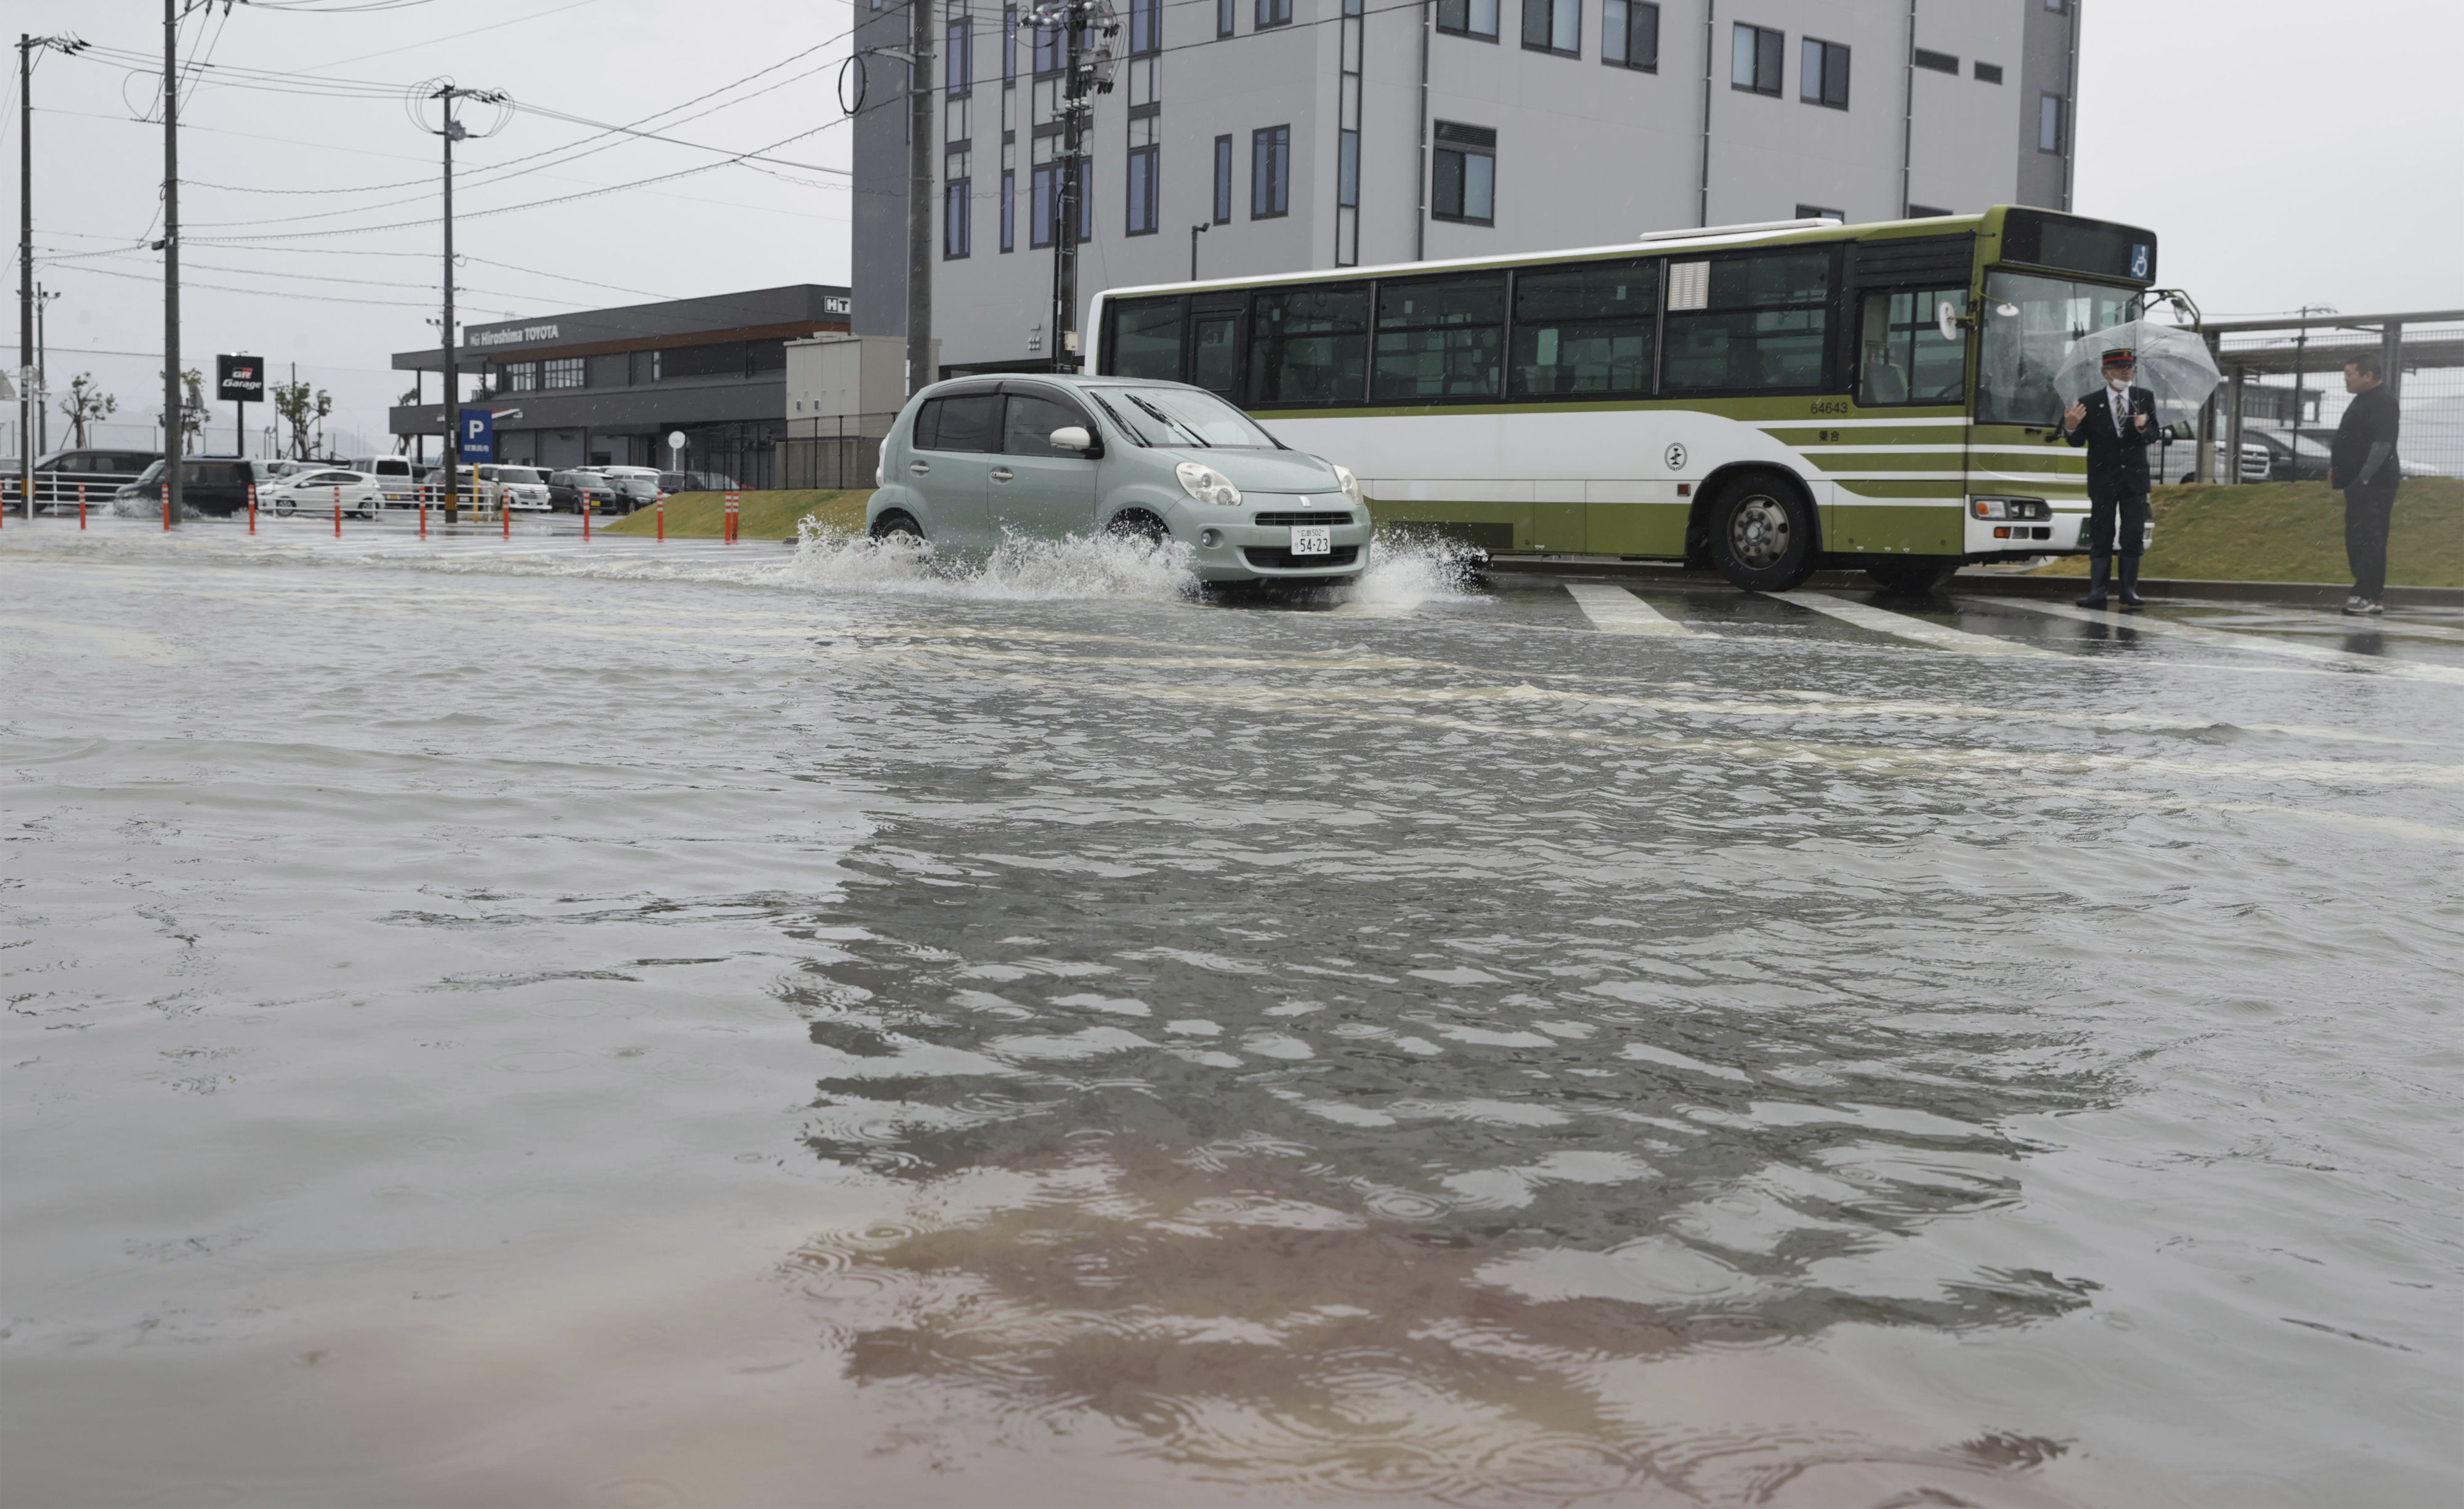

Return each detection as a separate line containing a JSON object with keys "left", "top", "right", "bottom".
{"left": 870, "top": 511, "right": 923, "bottom": 542}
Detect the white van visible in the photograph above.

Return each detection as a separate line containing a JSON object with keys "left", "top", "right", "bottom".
{"left": 348, "top": 455, "right": 421, "bottom": 503}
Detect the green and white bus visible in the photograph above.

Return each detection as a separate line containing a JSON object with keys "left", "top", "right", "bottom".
{"left": 1088, "top": 206, "right": 2167, "bottom": 593}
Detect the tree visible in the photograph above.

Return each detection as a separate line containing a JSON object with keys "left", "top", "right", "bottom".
{"left": 57, "top": 373, "right": 118, "bottom": 447}
{"left": 272, "top": 378, "right": 333, "bottom": 460}
{"left": 395, "top": 386, "right": 419, "bottom": 455}
{"left": 172, "top": 367, "right": 206, "bottom": 454}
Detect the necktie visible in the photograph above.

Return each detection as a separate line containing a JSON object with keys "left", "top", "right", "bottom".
{"left": 2110, "top": 387, "right": 2128, "bottom": 436}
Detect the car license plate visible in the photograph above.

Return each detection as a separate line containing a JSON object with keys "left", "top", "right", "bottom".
{"left": 1290, "top": 525, "right": 1332, "bottom": 556}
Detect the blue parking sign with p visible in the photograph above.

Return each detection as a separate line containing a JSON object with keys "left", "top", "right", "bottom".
{"left": 458, "top": 407, "right": 495, "bottom": 463}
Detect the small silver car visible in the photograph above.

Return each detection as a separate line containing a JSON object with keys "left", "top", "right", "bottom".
{"left": 867, "top": 375, "right": 1371, "bottom": 584}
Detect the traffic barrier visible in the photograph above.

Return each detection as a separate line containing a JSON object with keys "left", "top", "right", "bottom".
{"left": 724, "top": 490, "right": 740, "bottom": 545}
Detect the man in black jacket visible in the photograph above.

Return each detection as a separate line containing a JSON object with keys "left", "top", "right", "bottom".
{"left": 2332, "top": 353, "right": 2402, "bottom": 616}
{"left": 2062, "top": 348, "right": 2159, "bottom": 609}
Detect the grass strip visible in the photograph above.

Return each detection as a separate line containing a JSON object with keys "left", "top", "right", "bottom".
{"left": 602, "top": 489, "right": 873, "bottom": 540}
{"left": 2032, "top": 478, "right": 2463, "bottom": 586}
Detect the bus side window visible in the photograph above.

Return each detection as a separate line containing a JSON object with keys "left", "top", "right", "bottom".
{"left": 1106, "top": 297, "right": 1185, "bottom": 381}
{"left": 1663, "top": 250, "right": 1831, "bottom": 394}
{"left": 1857, "top": 288, "right": 1968, "bottom": 407}
{"left": 1247, "top": 286, "right": 1371, "bottom": 406}
{"left": 1510, "top": 257, "right": 1658, "bottom": 397}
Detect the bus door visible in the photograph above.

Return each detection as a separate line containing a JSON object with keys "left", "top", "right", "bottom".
{"left": 1186, "top": 295, "right": 1247, "bottom": 400}
{"left": 1847, "top": 234, "right": 1979, "bottom": 555}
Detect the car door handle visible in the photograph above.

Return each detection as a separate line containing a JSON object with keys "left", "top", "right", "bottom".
{"left": 909, "top": 461, "right": 931, "bottom": 474}
{"left": 989, "top": 467, "right": 1015, "bottom": 482}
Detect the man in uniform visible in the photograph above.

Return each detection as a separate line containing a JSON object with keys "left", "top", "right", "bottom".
{"left": 2330, "top": 352, "right": 2401, "bottom": 616}
{"left": 2062, "top": 348, "right": 2159, "bottom": 609}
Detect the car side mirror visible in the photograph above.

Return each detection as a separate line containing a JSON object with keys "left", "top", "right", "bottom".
{"left": 1048, "top": 426, "right": 1094, "bottom": 453}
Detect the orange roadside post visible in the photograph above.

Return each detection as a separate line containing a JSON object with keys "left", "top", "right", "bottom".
{"left": 246, "top": 482, "right": 256, "bottom": 534}
{"left": 79, "top": 482, "right": 88, "bottom": 529}
{"left": 419, "top": 500, "right": 428, "bottom": 538}
{"left": 162, "top": 482, "right": 171, "bottom": 531}
{"left": 655, "top": 500, "right": 664, "bottom": 543}
{"left": 501, "top": 493, "right": 510, "bottom": 539}
{"left": 724, "top": 490, "right": 740, "bottom": 545}
{"left": 582, "top": 497, "right": 591, "bottom": 541}
{"left": 333, "top": 484, "right": 342, "bottom": 537}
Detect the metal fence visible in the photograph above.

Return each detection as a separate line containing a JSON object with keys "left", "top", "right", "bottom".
{"left": 2195, "top": 310, "right": 2464, "bottom": 483}
{"left": 777, "top": 412, "right": 899, "bottom": 492}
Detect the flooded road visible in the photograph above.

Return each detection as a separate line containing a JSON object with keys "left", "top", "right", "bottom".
{"left": 4, "top": 521, "right": 2461, "bottom": 1507}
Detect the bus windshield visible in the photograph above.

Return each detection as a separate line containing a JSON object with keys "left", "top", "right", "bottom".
{"left": 1976, "top": 269, "right": 2140, "bottom": 428}
{"left": 1088, "top": 386, "right": 1281, "bottom": 449}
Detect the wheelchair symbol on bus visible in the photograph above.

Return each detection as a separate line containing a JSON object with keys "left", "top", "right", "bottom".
{"left": 1664, "top": 442, "right": 1687, "bottom": 472}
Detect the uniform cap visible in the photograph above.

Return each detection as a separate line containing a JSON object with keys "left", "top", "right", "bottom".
{"left": 2101, "top": 347, "right": 2137, "bottom": 367}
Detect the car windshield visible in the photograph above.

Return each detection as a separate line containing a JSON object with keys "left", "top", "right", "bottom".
{"left": 1087, "top": 385, "right": 1281, "bottom": 449}
{"left": 495, "top": 468, "right": 544, "bottom": 484}
{"left": 1976, "top": 269, "right": 2141, "bottom": 428}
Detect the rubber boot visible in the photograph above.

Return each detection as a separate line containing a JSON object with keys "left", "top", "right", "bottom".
{"left": 2116, "top": 555, "right": 2146, "bottom": 609}
{"left": 2075, "top": 554, "right": 2110, "bottom": 610}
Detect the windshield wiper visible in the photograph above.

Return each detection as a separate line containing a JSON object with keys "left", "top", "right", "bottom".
{"left": 1125, "top": 392, "right": 1207, "bottom": 446}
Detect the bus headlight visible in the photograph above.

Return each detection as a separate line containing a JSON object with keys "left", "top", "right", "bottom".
{"left": 1175, "top": 462, "right": 1241, "bottom": 506}
{"left": 1970, "top": 496, "right": 2049, "bottom": 521}
{"left": 1328, "top": 462, "right": 1361, "bottom": 506}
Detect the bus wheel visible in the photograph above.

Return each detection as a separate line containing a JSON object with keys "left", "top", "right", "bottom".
{"left": 1865, "top": 558, "right": 1960, "bottom": 595}
{"left": 1708, "top": 473, "right": 1818, "bottom": 592}
{"left": 869, "top": 510, "right": 923, "bottom": 542}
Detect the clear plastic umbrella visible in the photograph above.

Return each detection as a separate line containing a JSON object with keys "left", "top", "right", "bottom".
{"left": 2054, "top": 319, "right": 2222, "bottom": 429}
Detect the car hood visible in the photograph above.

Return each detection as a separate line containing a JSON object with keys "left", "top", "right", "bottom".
{"left": 1157, "top": 447, "right": 1345, "bottom": 495}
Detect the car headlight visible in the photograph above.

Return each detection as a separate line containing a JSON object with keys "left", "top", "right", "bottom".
{"left": 1175, "top": 461, "right": 1241, "bottom": 507}
{"left": 1327, "top": 461, "right": 1361, "bottom": 506}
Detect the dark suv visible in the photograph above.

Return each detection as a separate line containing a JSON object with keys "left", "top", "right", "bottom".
{"left": 26, "top": 448, "right": 159, "bottom": 511}
{"left": 118, "top": 457, "right": 261, "bottom": 518}
{"left": 545, "top": 469, "right": 619, "bottom": 513}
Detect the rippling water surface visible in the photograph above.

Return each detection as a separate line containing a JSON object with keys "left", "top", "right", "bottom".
{"left": 4, "top": 522, "right": 2461, "bottom": 1508}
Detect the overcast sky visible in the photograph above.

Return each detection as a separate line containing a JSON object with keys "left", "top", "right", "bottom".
{"left": 5, "top": 0, "right": 2457, "bottom": 451}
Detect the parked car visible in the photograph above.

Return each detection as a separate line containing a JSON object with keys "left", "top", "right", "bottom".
{"left": 604, "top": 473, "right": 662, "bottom": 514}
{"left": 2245, "top": 428, "right": 2336, "bottom": 483}
{"left": 114, "top": 456, "right": 262, "bottom": 518}
{"left": 545, "top": 469, "right": 619, "bottom": 513}
{"left": 265, "top": 467, "right": 386, "bottom": 519}
{"left": 347, "top": 454, "right": 424, "bottom": 504}
{"left": 866, "top": 375, "right": 1370, "bottom": 585}
{"left": 418, "top": 464, "right": 553, "bottom": 512}
{"left": 657, "top": 470, "right": 741, "bottom": 493}
{"left": 22, "top": 448, "right": 158, "bottom": 511}
{"left": 598, "top": 465, "right": 667, "bottom": 494}
{"left": 2150, "top": 433, "right": 2269, "bottom": 485}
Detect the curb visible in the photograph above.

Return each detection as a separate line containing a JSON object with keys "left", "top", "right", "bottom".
{"left": 1474, "top": 556, "right": 2464, "bottom": 609}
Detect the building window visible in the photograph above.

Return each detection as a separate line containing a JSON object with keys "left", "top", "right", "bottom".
{"left": 945, "top": 151, "right": 972, "bottom": 258}
{"left": 1003, "top": 6, "right": 1018, "bottom": 79}
{"left": 947, "top": 96, "right": 971, "bottom": 143}
{"left": 1126, "top": 141, "right": 1159, "bottom": 236}
{"left": 1973, "top": 60, "right": 2003, "bottom": 84}
{"left": 1213, "top": 134, "right": 1233, "bottom": 223}
{"left": 1075, "top": 158, "right": 1094, "bottom": 242}
{"left": 1252, "top": 125, "right": 1290, "bottom": 218}
{"left": 1218, "top": 0, "right": 1235, "bottom": 36}
{"left": 1796, "top": 203, "right": 1844, "bottom": 222}
{"left": 1602, "top": 0, "right": 1657, "bottom": 69}
{"left": 1731, "top": 23, "right": 1783, "bottom": 96}
{"left": 1907, "top": 203, "right": 1952, "bottom": 218}
{"left": 1034, "top": 23, "right": 1061, "bottom": 73}
{"left": 946, "top": 17, "right": 973, "bottom": 94}
{"left": 1430, "top": 121, "right": 1496, "bottom": 224}
{"left": 543, "top": 358, "right": 584, "bottom": 389}
{"left": 1336, "top": 0, "right": 1362, "bottom": 266}
{"left": 504, "top": 362, "right": 538, "bottom": 393}
{"left": 1129, "top": 0, "right": 1159, "bottom": 52}
{"left": 1436, "top": 0, "right": 1499, "bottom": 40}
{"left": 2038, "top": 93, "right": 2065, "bottom": 152}
{"left": 1001, "top": 166, "right": 1016, "bottom": 251}
{"left": 1800, "top": 38, "right": 1848, "bottom": 107}
{"left": 1031, "top": 162, "right": 1057, "bottom": 248}
{"left": 1522, "top": 0, "right": 1578, "bottom": 54}
{"left": 1256, "top": 0, "right": 1291, "bottom": 27}
{"left": 2043, "top": 0, "right": 2066, "bottom": 11}
{"left": 1912, "top": 47, "right": 1956, "bottom": 74}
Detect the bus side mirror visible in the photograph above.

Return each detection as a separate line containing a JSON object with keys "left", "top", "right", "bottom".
{"left": 1937, "top": 301, "right": 1961, "bottom": 343}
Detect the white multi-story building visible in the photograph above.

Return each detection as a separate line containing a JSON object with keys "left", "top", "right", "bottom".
{"left": 851, "top": 0, "right": 2079, "bottom": 375}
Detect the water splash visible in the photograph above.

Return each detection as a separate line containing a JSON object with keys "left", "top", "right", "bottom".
{"left": 777, "top": 518, "right": 1199, "bottom": 603}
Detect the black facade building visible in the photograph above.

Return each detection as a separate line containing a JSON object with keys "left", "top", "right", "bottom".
{"left": 390, "top": 284, "right": 851, "bottom": 489}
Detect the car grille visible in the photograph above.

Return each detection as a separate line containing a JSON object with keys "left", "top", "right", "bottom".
{"left": 1242, "top": 545, "right": 1361, "bottom": 569}
{"left": 1252, "top": 511, "right": 1355, "bottom": 527}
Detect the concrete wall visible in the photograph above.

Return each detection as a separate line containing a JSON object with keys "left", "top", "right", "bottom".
{"left": 2015, "top": 0, "right": 2077, "bottom": 209}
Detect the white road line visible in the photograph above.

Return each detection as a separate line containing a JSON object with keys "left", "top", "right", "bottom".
{"left": 1765, "top": 591, "right": 2059, "bottom": 657}
{"left": 1974, "top": 596, "right": 2464, "bottom": 685}
{"left": 1564, "top": 584, "right": 1711, "bottom": 638}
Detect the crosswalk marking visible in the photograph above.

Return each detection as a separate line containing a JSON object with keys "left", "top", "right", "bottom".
{"left": 1765, "top": 591, "right": 2058, "bottom": 657}
{"left": 1563, "top": 584, "right": 1710, "bottom": 638}
{"left": 1976, "top": 596, "right": 2464, "bottom": 685}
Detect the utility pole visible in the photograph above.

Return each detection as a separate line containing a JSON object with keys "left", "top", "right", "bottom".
{"left": 18, "top": 33, "right": 84, "bottom": 516}
{"left": 906, "top": 0, "right": 933, "bottom": 396}
{"left": 422, "top": 83, "right": 506, "bottom": 524}
{"left": 35, "top": 284, "right": 55, "bottom": 454}
{"left": 1029, "top": 0, "right": 1117, "bottom": 373}
{"left": 162, "top": 0, "right": 182, "bottom": 526}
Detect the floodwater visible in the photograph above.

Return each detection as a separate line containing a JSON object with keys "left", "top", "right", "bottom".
{"left": 4, "top": 519, "right": 2460, "bottom": 1508}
